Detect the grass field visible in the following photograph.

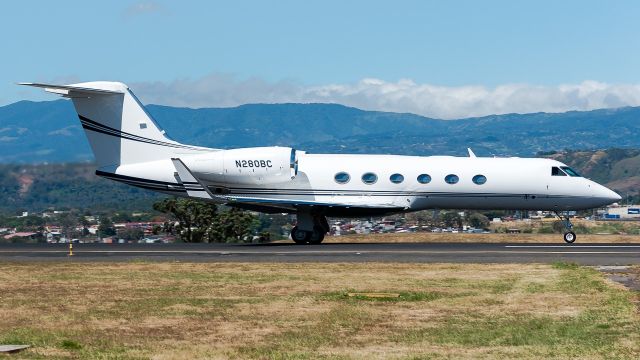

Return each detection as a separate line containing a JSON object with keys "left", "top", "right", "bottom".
{"left": 0, "top": 262, "right": 639, "bottom": 359}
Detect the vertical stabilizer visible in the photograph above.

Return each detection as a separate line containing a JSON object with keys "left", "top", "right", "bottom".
{"left": 20, "top": 81, "right": 213, "bottom": 168}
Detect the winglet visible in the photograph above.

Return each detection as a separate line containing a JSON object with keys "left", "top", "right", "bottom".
{"left": 467, "top": 148, "right": 477, "bottom": 158}
{"left": 171, "top": 158, "right": 215, "bottom": 200}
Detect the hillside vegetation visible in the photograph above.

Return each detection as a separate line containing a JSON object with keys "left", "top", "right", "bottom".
{"left": 0, "top": 163, "right": 161, "bottom": 212}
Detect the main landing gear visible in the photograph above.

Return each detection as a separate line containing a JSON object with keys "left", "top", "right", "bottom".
{"left": 555, "top": 211, "right": 576, "bottom": 244}
{"left": 290, "top": 212, "right": 329, "bottom": 245}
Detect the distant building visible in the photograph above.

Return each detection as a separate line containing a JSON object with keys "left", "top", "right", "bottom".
{"left": 3, "top": 232, "right": 37, "bottom": 240}
{"left": 114, "top": 222, "right": 163, "bottom": 235}
{"left": 605, "top": 205, "right": 640, "bottom": 219}
{"left": 87, "top": 225, "right": 99, "bottom": 235}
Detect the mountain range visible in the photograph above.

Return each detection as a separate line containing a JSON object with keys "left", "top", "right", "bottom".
{"left": 1, "top": 99, "right": 640, "bottom": 163}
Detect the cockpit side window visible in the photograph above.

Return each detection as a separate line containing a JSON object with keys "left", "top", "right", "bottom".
{"left": 551, "top": 166, "right": 567, "bottom": 176}
{"left": 561, "top": 166, "right": 581, "bottom": 177}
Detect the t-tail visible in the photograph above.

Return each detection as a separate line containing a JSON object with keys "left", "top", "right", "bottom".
{"left": 19, "top": 81, "right": 214, "bottom": 169}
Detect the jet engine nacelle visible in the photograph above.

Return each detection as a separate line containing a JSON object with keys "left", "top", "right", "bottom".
{"left": 186, "top": 146, "right": 301, "bottom": 185}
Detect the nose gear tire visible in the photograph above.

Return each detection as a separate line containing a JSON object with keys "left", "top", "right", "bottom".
{"left": 563, "top": 231, "right": 576, "bottom": 243}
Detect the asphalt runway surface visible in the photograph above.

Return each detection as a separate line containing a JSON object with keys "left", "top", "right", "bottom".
{"left": 0, "top": 242, "right": 639, "bottom": 265}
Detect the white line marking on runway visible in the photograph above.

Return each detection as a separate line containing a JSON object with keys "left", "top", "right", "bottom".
{"left": 1, "top": 250, "right": 639, "bottom": 255}
{"left": 505, "top": 245, "right": 640, "bottom": 248}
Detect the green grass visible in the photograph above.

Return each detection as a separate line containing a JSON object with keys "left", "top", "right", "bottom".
{"left": 0, "top": 262, "right": 638, "bottom": 359}
{"left": 552, "top": 261, "right": 580, "bottom": 270}
{"left": 236, "top": 304, "right": 377, "bottom": 358}
{"left": 319, "top": 290, "right": 446, "bottom": 302}
{"left": 59, "top": 340, "right": 82, "bottom": 350}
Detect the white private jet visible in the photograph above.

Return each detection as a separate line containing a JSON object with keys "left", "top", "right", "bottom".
{"left": 22, "top": 81, "right": 621, "bottom": 244}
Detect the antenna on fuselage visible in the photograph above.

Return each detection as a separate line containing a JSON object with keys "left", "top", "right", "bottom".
{"left": 467, "top": 148, "right": 477, "bottom": 158}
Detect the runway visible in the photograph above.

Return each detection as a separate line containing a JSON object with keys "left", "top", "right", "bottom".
{"left": 0, "top": 242, "right": 639, "bottom": 265}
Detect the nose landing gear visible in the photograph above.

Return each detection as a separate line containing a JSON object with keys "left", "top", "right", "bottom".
{"left": 563, "top": 230, "right": 576, "bottom": 243}
{"left": 555, "top": 211, "right": 576, "bottom": 243}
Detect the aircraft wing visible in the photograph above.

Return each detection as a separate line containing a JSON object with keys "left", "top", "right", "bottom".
{"left": 222, "top": 195, "right": 403, "bottom": 215}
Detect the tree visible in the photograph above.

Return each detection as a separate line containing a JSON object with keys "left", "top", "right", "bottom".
{"left": 112, "top": 212, "right": 132, "bottom": 223}
{"left": 256, "top": 213, "right": 292, "bottom": 240}
{"left": 406, "top": 210, "right": 440, "bottom": 227}
{"left": 153, "top": 198, "right": 258, "bottom": 243}
{"left": 78, "top": 215, "right": 91, "bottom": 236}
{"left": 57, "top": 212, "right": 79, "bottom": 239}
{"left": 442, "top": 211, "right": 463, "bottom": 228}
{"left": 11, "top": 215, "right": 45, "bottom": 232}
{"left": 153, "top": 198, "right": 218, "bottom": 242}
{"left": 207, "top": 208, "right": 258, "bottom": 243}
{"left": 119, "top": 227, "right": 144, "bottom": 241}
{"left": 98, "top": 216, "right": 116, "bottom": 237}
{"left": 467, "top": 212, "right": 490, "bottom": 229}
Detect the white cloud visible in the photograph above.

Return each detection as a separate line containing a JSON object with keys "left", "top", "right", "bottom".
{"left": 47, "top": 126, "right": 76, "bottom": 136}
{"left": 122, "top": 1, "right": 164, "bottom": 18}
{"left": 131, "top": 74, "right": 640, "bottom": 119}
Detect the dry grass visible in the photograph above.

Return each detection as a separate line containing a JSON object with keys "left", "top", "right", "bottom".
{"left": 0, "top": 262, "right": 638, "bottom": 359}
{"left": 317, "top": 232, "right": 640, "bottom": 243}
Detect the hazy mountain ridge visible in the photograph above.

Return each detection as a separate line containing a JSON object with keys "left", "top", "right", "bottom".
{"left": 1, "top": 99, "right": 640, "bottom": 163}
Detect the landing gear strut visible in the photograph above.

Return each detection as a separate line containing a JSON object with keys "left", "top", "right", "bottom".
{"left": 555, "top": 211, "right": 576, "bottom": 244}
{"left": 291, "top": 213, "right": 329, "bottom": 245}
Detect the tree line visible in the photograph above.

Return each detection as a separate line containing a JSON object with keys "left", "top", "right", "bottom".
{"left": 152, "top": 198, "right": 263, "bottom": 243}
{"left": 0, "top": 198, "right": 263, "bottom": 243}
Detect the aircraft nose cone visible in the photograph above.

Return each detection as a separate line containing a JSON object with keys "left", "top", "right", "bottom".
{"left": 599, "top": 185, "right": 621, "bottom": 203}
{"left": 610, "top": 190, "right": 622, "bottom": 202}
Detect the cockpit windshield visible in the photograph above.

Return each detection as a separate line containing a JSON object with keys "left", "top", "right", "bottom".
{"left": 561, "top": 166, "right": 581, "bottom": 177}
{"left": 551, "top": 166, "right": 567, "bottom": 176}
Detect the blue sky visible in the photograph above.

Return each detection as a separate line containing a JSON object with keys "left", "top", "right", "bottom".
{"left": 3, "top": 0, "right": 640, "bottom": 118}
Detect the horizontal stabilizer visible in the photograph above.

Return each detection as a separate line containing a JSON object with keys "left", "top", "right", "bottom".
{"left": 18, "top": 82, "right": 124, "bottom": 98}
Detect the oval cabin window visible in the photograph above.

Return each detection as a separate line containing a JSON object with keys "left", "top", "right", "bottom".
{"left": 361, "top": 172, "right": 378, "bottom": 185}
{"left": 334, "top": 172, "right": 350, "bottom": 184}
{"left": 472, "top": 175, "right": 487, "bottom": 185}
{"left": 390, "top": 173, "right": 404, "bottom": 184}
{"left": 444, "top": 174, "right": 459, "bottom": 184}
{"left": 417, "top": 174, "right": 431, "bottom": 184}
